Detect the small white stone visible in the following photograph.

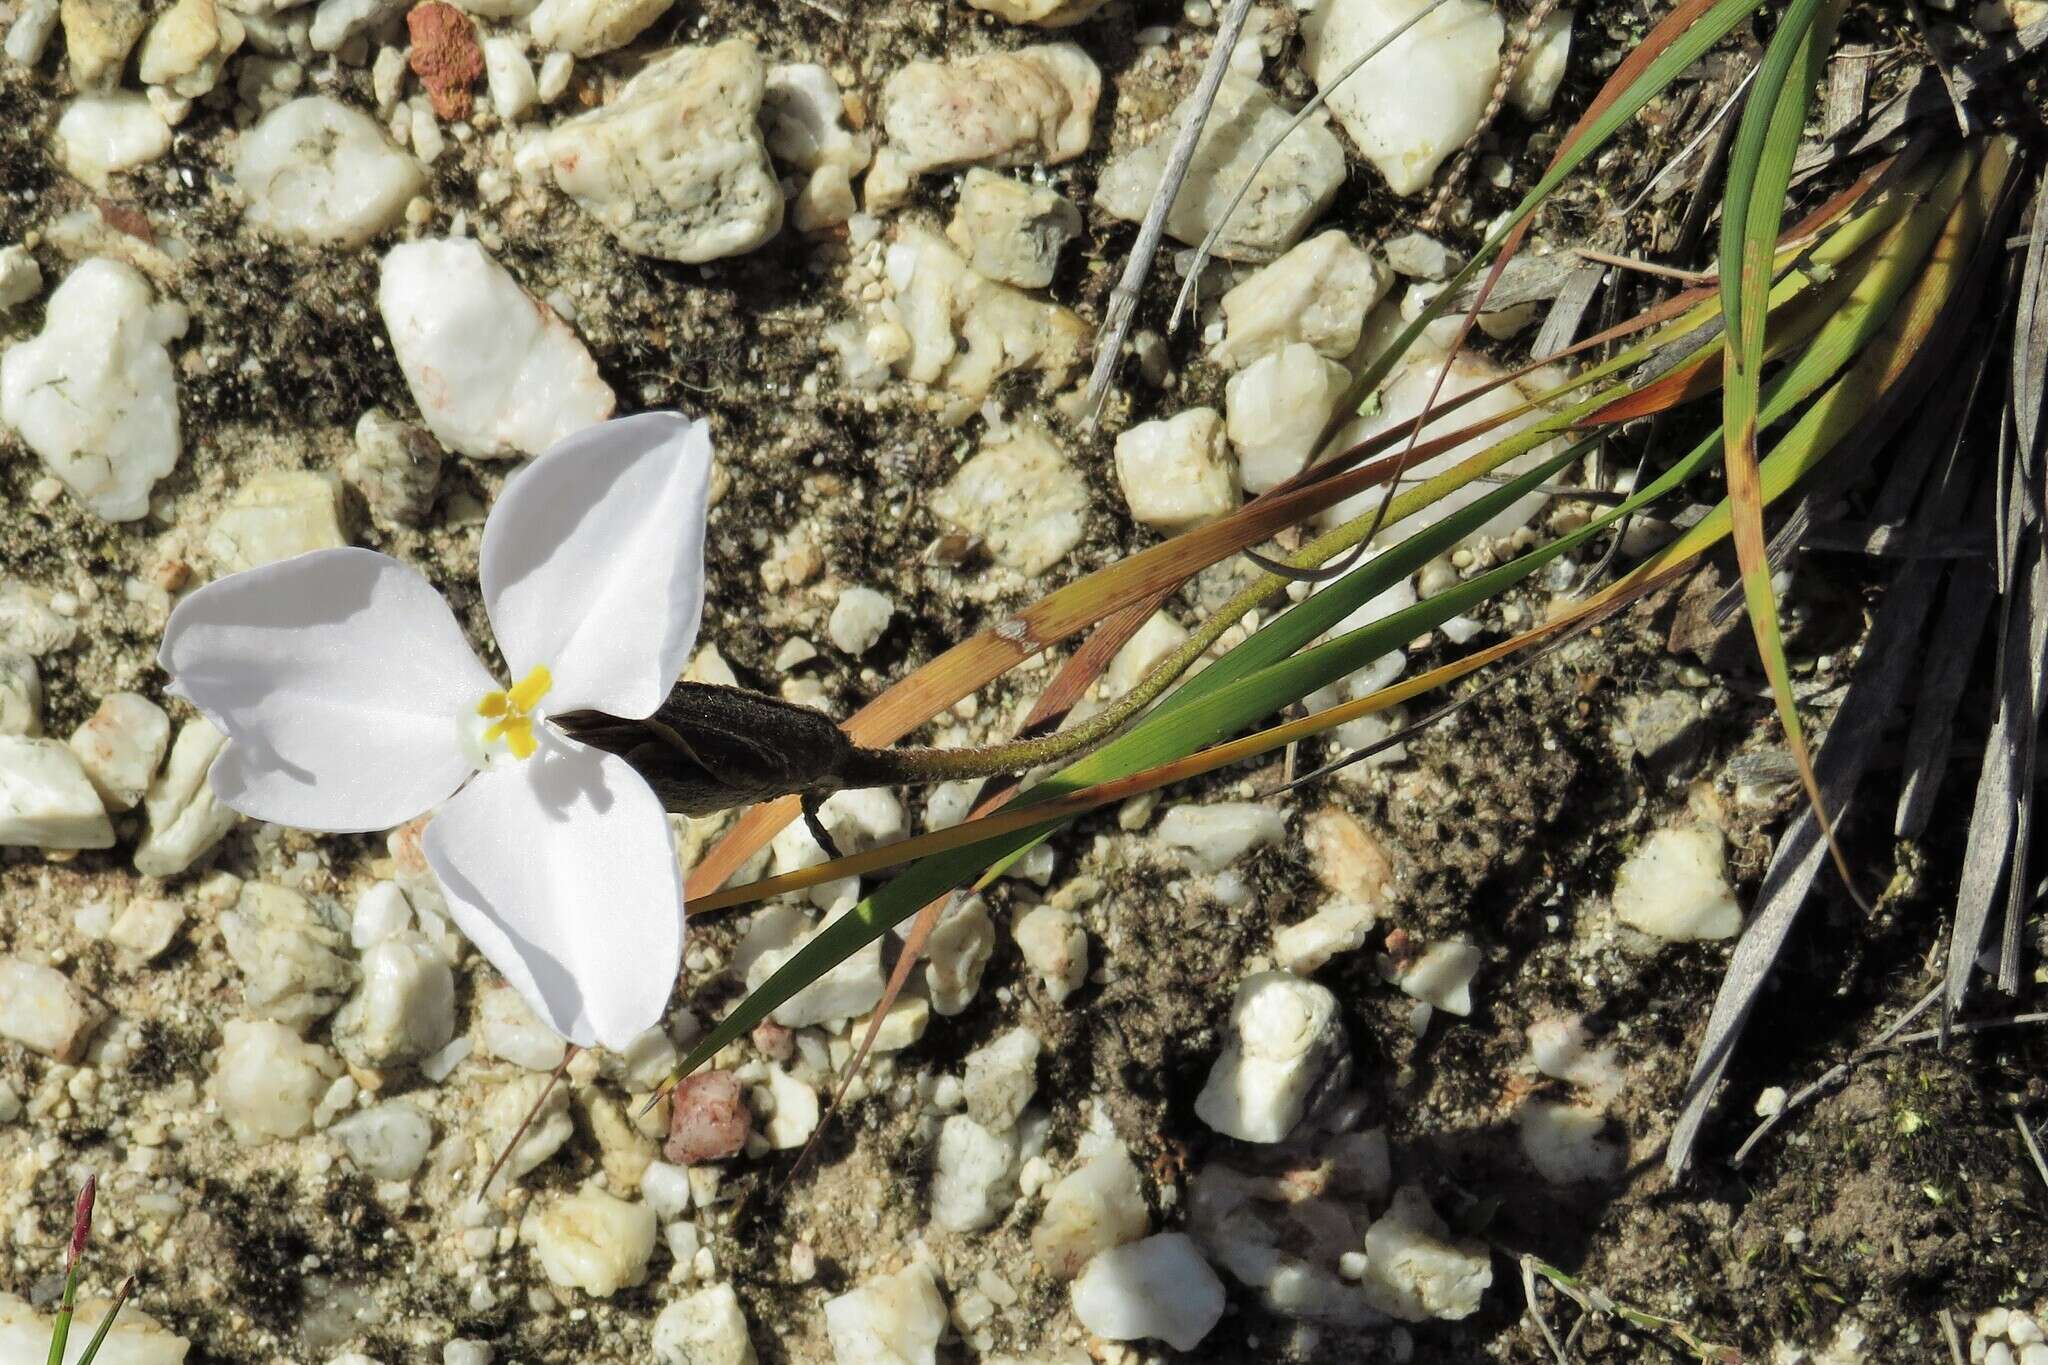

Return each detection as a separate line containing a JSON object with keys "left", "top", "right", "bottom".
{"left": 858, "top": 992, "right": 930, "bottom": 1053}
{"left": 931, "top": 1113, "right": 1021, "bottom": 1232}
{"left": 55, "top": 93, "right": 171, "bottom": 188}
{"left": 929, "top": 425, "right": 1089, "bottom": 576}
{"left": 523, "top": 1184, "right": 658, "bottom": 1297}
{"left": 108, "top": 896, "right": 185, "bottom": 963}
{"left": 1195, "top": 972, "right": 1350, "bottom": 1143}
{"left": 641, "top": 1160, "right": 693, "bottom": 1221}
{"left": 540, "top": 41, "right": 782, "bottom": 263}
{"left": 334, "top": 931, "right": 455, "bottom": 1069}
{"left": 1114, "top": 408, "right": 1237, "bottom": 533}
{"left": 1508, "top": 8, "right": 1573, "bottom": 117}
{"left": 1382, "top": 231, "right": 1457, "bottom": 280}
{"left": 1226, "top": 344, "right": 1353, "bottom": 494}
{"left": 653, "top": 1283, "right": 758, "bottom": 1365}
{"left": 0, "top": 653, "right": 36, "bottom": 739}
{"left": 1031, "top": 1141, "right": 1149, "bottom": 1279}
{"left": 215, "top": 1017, "right": 343, "bottom": 1144}
{"left": 60, "top": 0, "right": 146, "bottom": 87}
{"left": 1273, "top": 897, "right": 1378, "bottom": 975}
{"left": 879, "top": 43, "right": 1099, "bottom": 180}
{"left": 1518, "top": 1100, "right": 1623, "bottom": 1184}
{"left": 921, "top": 892, "right": 994, "bottom": 1017}
{"left": 483, "top": 1073, "right": 574, "bottom": 1181}
{"left": 758, "top": 1065, "right": 819, "bottom": 1150}
{"left": 1071, "top": 1233, "right": 1225, "bottom": 1352}
{"left": 1526, "top": 1015, "right": 1623, "bottom": 1103}
{"left": 1, "top": 258, "right": 186, "bottom": 522}
{"left": 0, "top": 736, "right": 115, "bottom": 850}
{"left": 1211, "top": 231, "right": 1391, "bottom": 368}
{"left": 1303, "top": 0, "right": 1503, "bottom": 196}
{"left": 0, "top": 956, "right": 103, "bottom": 1061}
{"left": 349, "top": 880, "right": 414, "bottom": 950}
{"left": 0, "top": 580, "right": 76, "bottom": 656}
{"left": 221, "top": 881, "right": 358, "bottom": 1027}
{"left": 443, "top": 1343, "right": 492, "bottom": 1365}
{"left": 371, "top": 42, "right": 407, "bottom": 111}
{"left": 529, "top": 0, "right": 670, "bottom": 55}
{"left": 1156, "top": 801, "right": 1287, "bottom": 875}
{"left": 0, "top": 246, "right": 41, "bottom": 312}
{"left": 1013, "top": 903, "right": 1087, "bottom": 1003}
{"left": 828, "top": 587, "right": 894, "bottom": 656}
{"left": 764, "top": 63, "right": 872, "bottom": 232}
{"left": 748, "top": 921, "right": 886, "bottom": 1028}
{"left": 823, "top": 1263, "right": 947, "bottom": 1365}
{"left": 330, "top": 1101, "right": 434, "bottom": 1180}
{"left": 945, "top": 168, "right": 1080, "bottom": 289}
{"left": 5, "top": 0, "right": 61, "bottom": 68}
{"left": 477, "top": 981, "right": 569, "bottom": 1070}
{"left": 964, "top": 0, "right": 1108, "bottom": 21}
{"left": 482, "top": 35, "right": 537, "bottom": 121}
{"left": 65, "top": 692, "right": 169, "bottom": 813}
{"left": 236, "top": 96, "right": 426, "bottom": 247}
{"left": 536, "top": 48, "right": 574, "bottom": 100}
{"left": 308, "top": 0, "right": 403, "bottom": 51}
{"left": 378, "top": 237, "right": 615, "bottom": 459}
{"left": 206, "top": 469, "right": 350, "bottom": 572}
{"left": 138, "top": 0, "right": 244, "bottom": 98}
{"left": 1358, "top": 1185, "right": 1492, "bottom": 1321}
{"left": 962, "top": 1026, "right": 1041, "bottom": 1133}
{"left": 1389, "top": 940, "right": 1480, "bottom": 1016}
{"left": 1613, "top": 825, "right": 1743, "bottom": 941}
{"left": 1096, "top": 73, "right": 1343, "bottom": 259}
{"left": 134, "top": 718, "right": 241, "bottom": 876}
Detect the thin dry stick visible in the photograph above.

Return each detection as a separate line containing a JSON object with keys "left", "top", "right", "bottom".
{"left": 2014, "top": 1111, "right": 2048, "bottom": 1194}
{"left": 1521, "top": 1256, "right": 1572, "bottom": 1365}
{"left": 1574, "top": 247, "right": 1717, "bottom": 283}
{"left": 1939, "top": 1309, "right": 1967, "bottom": 1365}
{"left": 1903, "top": 0, "right": 1970, "bottom": 134}
{"left": 1420, "top": 0, "right": 1563, "bottom": 234}
{"left": 1614, "top": 64, "right": 1760, "bottom": 221}
{"left": 1083, "top": 0, "right": 1257, "bottom": 424}
{"left": 1165, "top": 0, "right": 1456, "bottom": 336}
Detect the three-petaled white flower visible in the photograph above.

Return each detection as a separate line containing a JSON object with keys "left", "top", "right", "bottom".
{"left": 159, "top": 412, "right": 712, "bottom": 1050}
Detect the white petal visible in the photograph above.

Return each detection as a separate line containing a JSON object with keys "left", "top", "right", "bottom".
{"left": 424, "top": 734, "right": 683, "bottom": 1049}
{"left": 158, "top": 548, "right": 492, "bottom": 832}
{"left": 481, "top": 412, "right": 712, "bottom": 717}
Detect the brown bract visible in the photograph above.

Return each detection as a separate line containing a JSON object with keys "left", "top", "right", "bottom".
{"left": 407, "top": 2, "right": 483, "bottom": 123}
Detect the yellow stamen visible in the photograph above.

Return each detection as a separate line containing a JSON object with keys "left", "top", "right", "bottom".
{"left": 503, "top": 720, "right": 538, "bottom": 759}
{"left": 507, "top": 664, "right": 553, "bottom": 713}
{"left": 476, "top": 691, "right": 508, "bottom": 718}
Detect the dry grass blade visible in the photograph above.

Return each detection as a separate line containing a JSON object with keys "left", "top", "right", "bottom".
{"left": 2016, "top": 1112, "right": 2048, "bottom": 1194}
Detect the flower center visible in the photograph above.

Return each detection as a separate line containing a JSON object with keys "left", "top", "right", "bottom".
{"left": 461, "top": 664, "right": 553, "bottom": 766}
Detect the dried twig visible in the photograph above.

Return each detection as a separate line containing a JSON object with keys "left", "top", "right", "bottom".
{"left": 1521, "top": 1256, "right": 1572, "bottom": 1365}
{"left": 1939, "top": 1309, "right": 1968, "bottom": 1365}
{"left": 1572, "top": 247, "right": 1715, "bottom": 284}
{"left": 477, "top": 1044, "right": 577, "bottom": 1201}
{"left": 2015, "top": 1111, "right": 2048, "bottom": 1195}
{"left": 1083, "top": 0, "right": 1257, "bottom": 424}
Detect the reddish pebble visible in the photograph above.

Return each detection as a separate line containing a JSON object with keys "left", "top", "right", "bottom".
{"left": 406, "top": 2, "right": 484, "bottom": 122}
{"left": 750, "top": 1021, "right": 793, "bottom": 1063}
{"left": 664, "top": 1071, "right": 750, "bottom": 1165}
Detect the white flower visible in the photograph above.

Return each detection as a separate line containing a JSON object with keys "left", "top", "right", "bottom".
{"left": 159, "top": 413, "right": 712, "bottom": 1049}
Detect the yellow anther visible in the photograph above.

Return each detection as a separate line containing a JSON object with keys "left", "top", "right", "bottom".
{"left": 476, "top": 691, "right": 509, "bottom": 718}
{"left": 503, "top": 720, "right": 538, "bottom": 760}
{"left": 507, "top": 664, "right": 553, "bottom": 714}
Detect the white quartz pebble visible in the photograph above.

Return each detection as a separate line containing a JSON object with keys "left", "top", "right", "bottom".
{"left": 1070, "top": 1234, "right": 1226, "bottom": 1352}
{"left": 529, "top": 0, "right": 672, "bottom": 55}
{"left": 55, "top": 93, "right": 171, "bottom": 188}
{"left": 931, "top": 1114, "right": 1021, "bottom": 1232}
{"left": 522, "top": 1185, "right": 657, "bottom": 1297}
{"left": 1114, "top": 409, "right": 1238, "bottom": 533}
{"left": 134, "top": 719, "right": 242, "bottom": 877}
{"left": 206, "top": 469, "right": 350, "bottom": 572}
{"left": 929, "top": 426, "right": 1089, "bottom": 576}
{"left": 1389, "top": 939, "right": 1481, "bottom": 1016}
{"left": 1013, "top": 902, "right": 1088, "bottom": 1003}
{"left": 66, "top": 692, "right": 170, "bottom": 813}
{"left": 828, "top": 587, "right": 894, "bottom": 657}
{"left": 333, "top": 932, "right": 456, "bottom": 1069}
{"left": 823, "top": 1263, "right": 947, "bottom": 1365}
{"left": 1358, "top": 1185, "right": 1492, "bottom": 1320}
{"left": 962, "top": 1027, "right": 1042, "bottom": 1133}
{"left": 330, "top": 1101, "right": 434, "bottom": 1180}
{"left": 1156, "top": 802, "right": 1288, "bottom": 875}
{"left": 1211, "top": 231, "right": 1391, "bottom": 369}
{"left": 1, "top": 258, "right": 186, "bottom": 522}
{"left": 236, "top": 96, "right": 425, "bottom": 247}
{"left": 482, "top": 35, "right": 536, "bottom": 121}
{"left": 1303, "top": 0, "right": 1504, "bottom": 196}
{"left": 215, "top": 1018, "right": 343, "bottom": 1144}
{"left": 1613, "top": 826, "right": 1743, "bottom": 941}
{"left": 378, "top": 237, "right": 615, "bottom": 459}
{"left": 0, "top": 956, "right": 103, "bottom": 1061}
{"left": 1030, "top": 1141, "right": 1149, "bottom": 1279}
{"left": 0, "top": 736, "right": 115, "bottom": 850}
{"left": 653, "top": 1283, "right": 757, "bottom": 1365}
{"left": 476, "top": 982, "right": 569, "bottom": 1070}
{"left": 1194, "top": 972, "right": 1350, "bottom": 1142}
